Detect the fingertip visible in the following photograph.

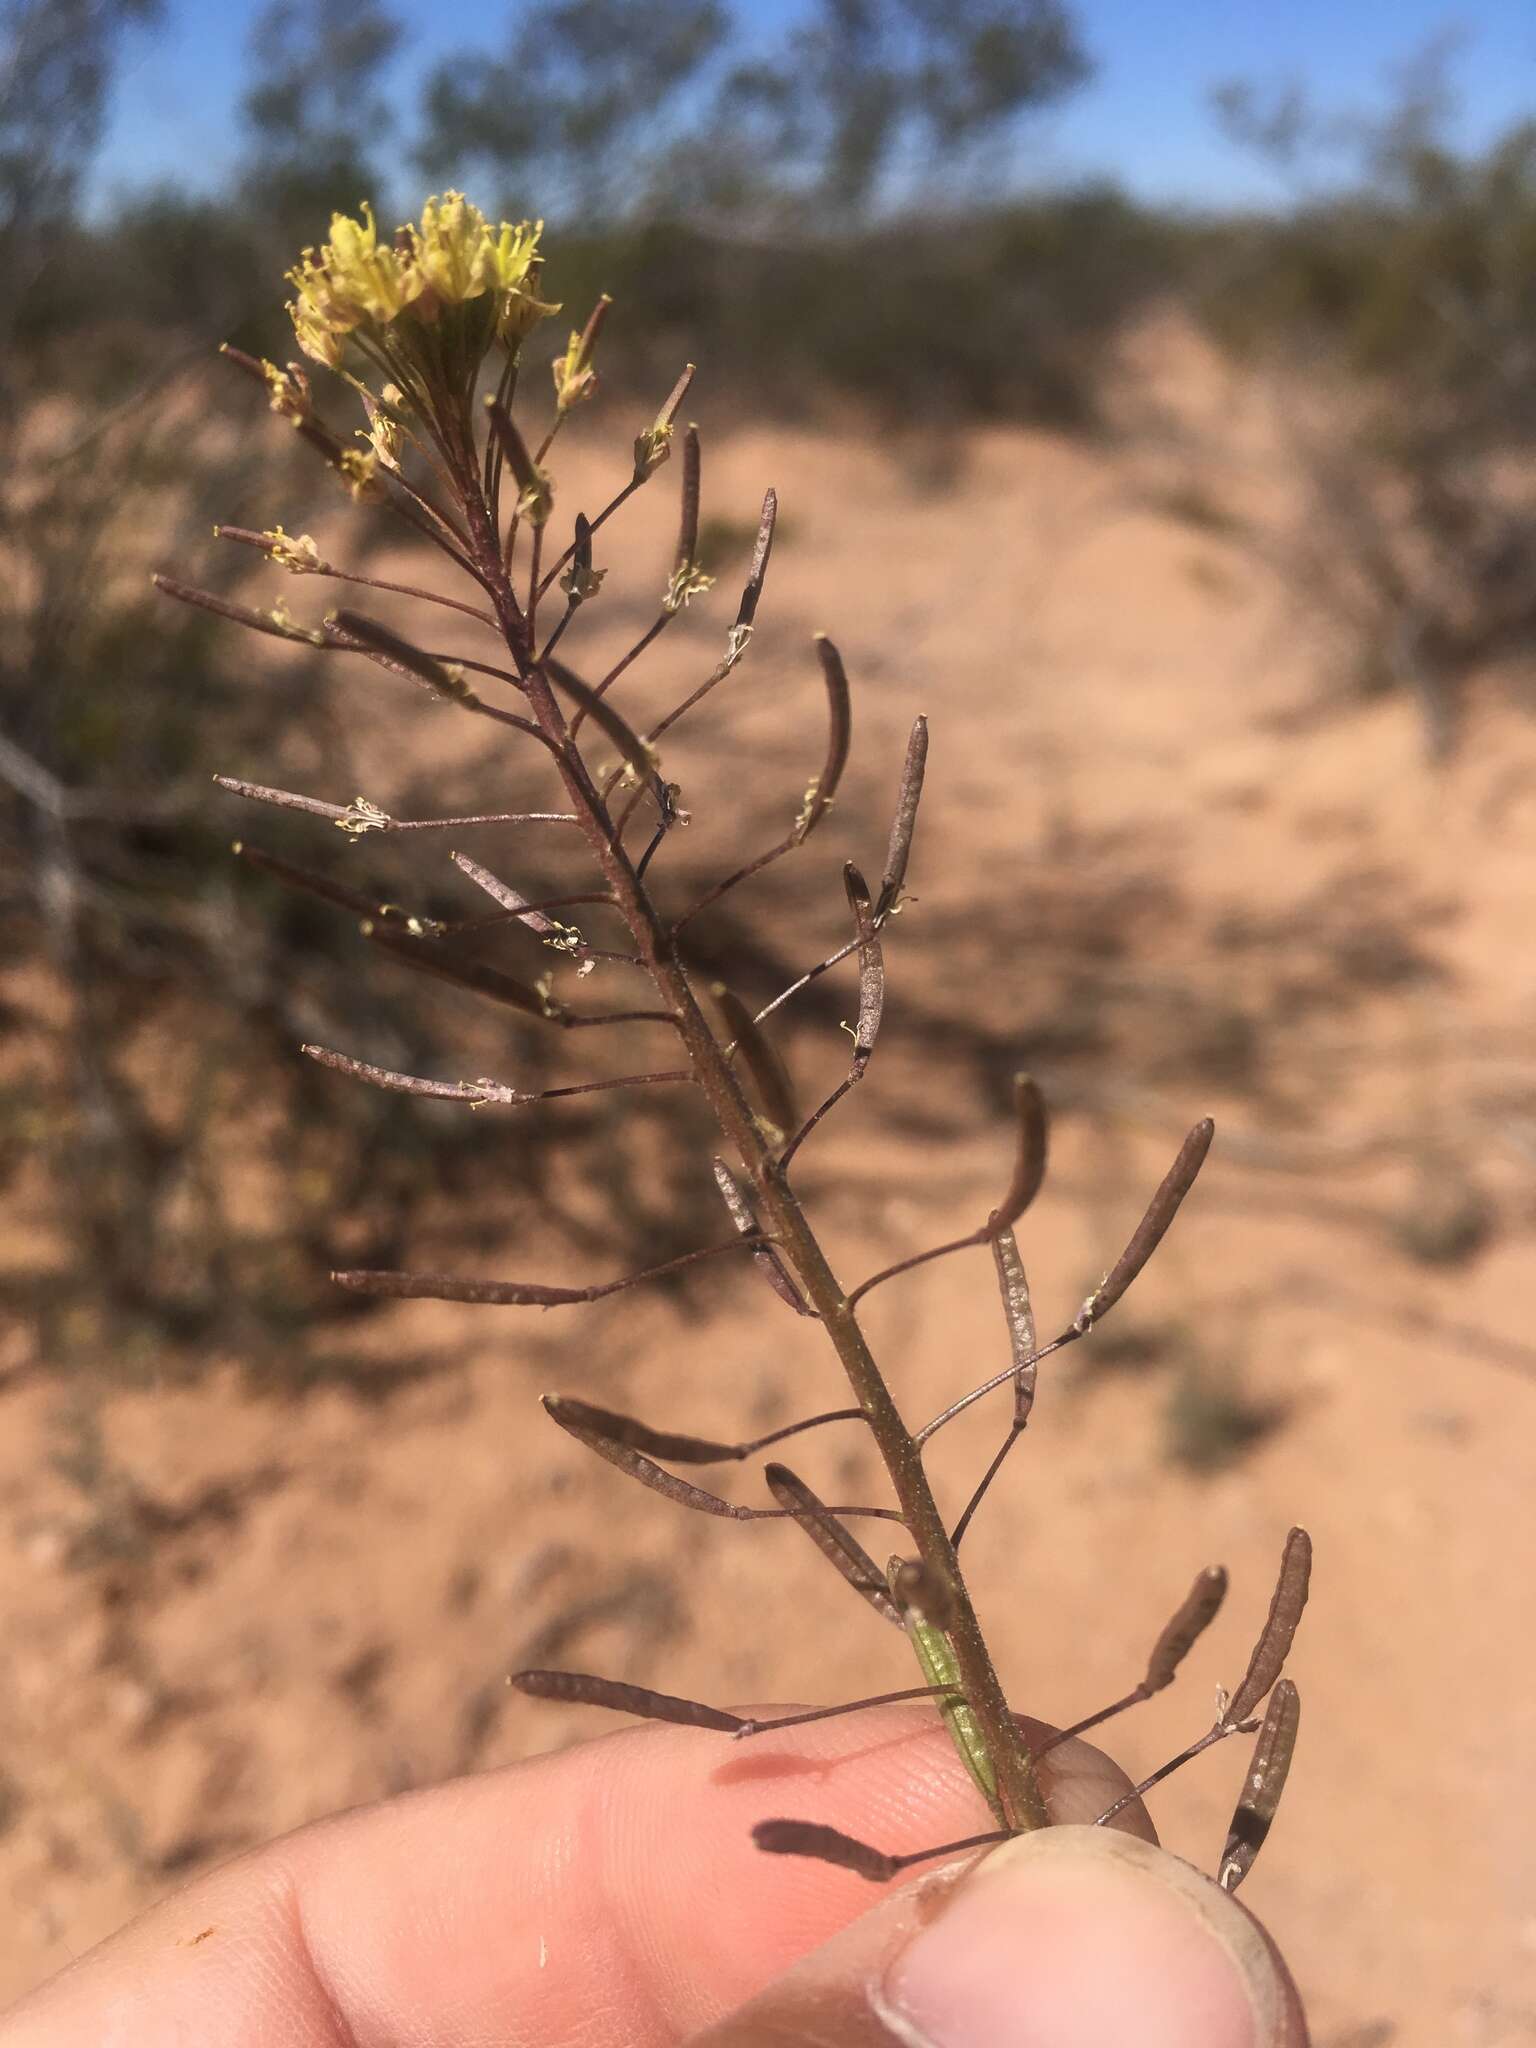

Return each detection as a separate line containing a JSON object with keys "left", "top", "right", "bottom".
{"left": 885, "top": 1827, "right": 1304, "bottom": 2047}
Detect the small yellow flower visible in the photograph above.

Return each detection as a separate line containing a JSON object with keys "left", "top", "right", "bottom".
{"left": 410, "top": 191, "right": 489, "bottom": 303}
{"left": 338, "top": 447, "right": 381, "bottom": 501}
{"left": 256, "top": 357, "right": 312, "bottom": 422}
{"left": 482, "top": 216, "right": 560, "bottom": 342}
{"left": 289, "top": 301, "right": 346, "bottom": 370}
{"left": 406, "top": 195, "right": 558, "bottom": 338}
{"left": 362, "top": 400, "right": 404, "bottom": 472}
{"left": 263, "top": 527, "right": 322, "bottom": 573}
{"left": 553, "top": 296, "right": 612, "bottom": 412}
{"left": 284, "top": 194, "right": 559, "bottom": 387}
{"left": 287, "top": 202, "right": 419, "bottom": 363}
{"left": 664, "top": 561, "right": 715, "bottom": 613}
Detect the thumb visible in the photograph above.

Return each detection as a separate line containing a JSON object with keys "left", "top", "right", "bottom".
{"left": 689, "top": 1824, "right": 1309, "bottom": 2047}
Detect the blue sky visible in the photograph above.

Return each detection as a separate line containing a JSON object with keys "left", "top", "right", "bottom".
{"left": 96, "top": 0, "right": 1536, "bottom": 211}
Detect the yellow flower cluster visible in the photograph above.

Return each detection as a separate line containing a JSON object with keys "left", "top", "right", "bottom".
{"left": 286, "top": 196, "right": 558, "bottom": 370}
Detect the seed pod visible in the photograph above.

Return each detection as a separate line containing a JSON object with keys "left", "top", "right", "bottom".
{"left": 334, "top": 1270, "right": 593, "bottom": 1305}
{"left": 711, "top": 1157, "right": 814, "bottom": 1316}
{"left": 1074, "top": 1119, "right": 1214, "bottom": 1331}
{"left": 1143, "top": 1565, "right": 1229, "bottom": 1694}
{"left": 675, "top": 425, "right": 702, "bottom": 575}
{"left": 633, "top": 362, "right": 695, "bottom": 480}
{"left": 451, "top": 854, "right": 563, "bottom": 939}
{"left": 876, "top": 716, "right": 928, "bottom": 920}
{"left": 215, "top": 776, "right": 355, "bottom": 823}
{"left": 1226, "top": 1528, "right": 1311, "bottom": 1725}
{"left": 542, "top": 1394, "right": 742, "bottom": 1466}
{"left": 485, "top": 400, "right": 552, "bottom": 524}
{"left": 712, "top": 983, "right": 798, "bottom": 1138}
{"left": 990, "top": 1075, "right": 1049, "bottom": 1234}
{"left": 329, "top": 608, "right": 477, "bottom": 701}
{"left": 843, "top": 863, "right": 884, "bottom": 1075}
{"left": 153, "top": 572, "right": 323, "bottom": 645}
{"left": 543, "top": 655, "right": 666, "bottom": 809}
{"left": 511, "top": 1669, "right": 744, "bottom": 1733}
{"left": 752, "top": 1820, "right": 898, "bottom": 1883}
{"left": 233, "top": 841, "right": 380, "bottom": 920}
{"left": 734, "top": 489, "right": 777, "bottom": 634}
{"left": 764, "top": 1464, "right": 903, "bottom": 1624}
{"left": 795, "top": 635, "right": 852, "bottom": 841}
{"left": 303, "top": 1045, "right": 524, "bottom": 1106}
{"left": 1218, "top": 1680, "right": 1301, "bottom": 1892}
{"left": 363, "top": 926, "right": 553, "bottom": 1019}
{"left": 990, "top": 1228, "right": 1038, "bottom": 1424}
{"left": 545, "top": 1395, "right": 755, "bottom": 1518}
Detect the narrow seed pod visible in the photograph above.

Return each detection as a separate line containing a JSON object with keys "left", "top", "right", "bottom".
{"left": 334, "top": 1270, "right": 597, "bottom": 1305}
{"left": 990, "top": 1228, "right": 1037, "bottom": 1424}
{"left": 711, "top": 1157, "right": 815, "bottom": 1316}
{"left": 336, "top": 1237, "right": 757, "bottom": 1309}
{"left": 843, "top": 863, "right": 884, "bottom": 1074}
{"left": 543, "top": 655, "right": 667, "bottom": 810}
{"left": 545, "top": 1395, "right": 758, "bottom": 1518}
{"left": 542, "top": 1393, "right": 743, "bottom": 1466}
{"left": 153, "top": 572, "right": 323, "bottom": 645}
{"left": 1073, "top": 1118, "right": 1215, "bottom": 1332}
{"left": 675, "top": 424, "right": 702, "bottom": 575}
{"left": 633, "top": 362, "right": 695, "bottom": 479}
{"left": 763, "top": 1464, "right": 903, "bottom": 1623}
{"left": 510, "top": 1669, "right": 744, "bottom": 1734}
{"left": 214, "top": 522, "right": 314, "bottom": 561}
{"left": 233, "top": 841, "right": 380, "bottom": 920}
{"left": 451, "top": 853, "right": 563, "bottom": 939}
{"left": 215, "top": 776, "right": 354, "bottom": 822}
{"left": 752, "top": 1820, "right": 898, "bottom": 1883}
{"left": 795, "top": 635, "right": 852, "bottom": 841}
{"left": 218, "top": 346, "right": 345, "bottom": 464}
{"left": 734, "top": 488, "right": 777, "bottom": 634}
{"left": 989, "top": 1075, "right": 1049, "bottom": 1234}
{"left": 1218, "top": 1680, "right": 1301, "bottom": 1892}
{"left": 876, "top": 716, "right": 929, "bottom": 919}
{"left": 329, "top": 608, "right": 477, "bottom": 701}
{"left": 712, "top": 984, "right": 799, "bottom": 1138}
{"left": 889, "top": 1556, "right": 956, "bottom": 1631}
{"left": 363, "top": 926, "right": 553, "bottom": 1019}
{"left": 1226, "top": 1528, "right": 1312, "bottom": 1725}
{"left": 485, "top": 400, "right": 552, "bottom": 524}
{"left": 302, "top": 1045, "right": 524, "bottom": 1106}
{"left": 1143, "top": 1565, "right": 1229, "bottom": 1694}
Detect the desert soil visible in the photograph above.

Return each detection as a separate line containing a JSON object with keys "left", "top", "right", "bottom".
{"left": 4, "top": 327, "right": 1535, "bottom": 2045}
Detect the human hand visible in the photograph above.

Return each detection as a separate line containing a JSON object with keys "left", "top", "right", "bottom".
{"left": 1, "top": 1702, "right": 1307, "bottom": 2046}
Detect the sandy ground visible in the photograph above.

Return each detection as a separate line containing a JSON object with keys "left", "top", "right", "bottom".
{"left": 5, "top": 331, "right": 1536, "bottom": 2044}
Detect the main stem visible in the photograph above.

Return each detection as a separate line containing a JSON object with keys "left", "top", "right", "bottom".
{"left": 453, "top": 430, "right": 1046, "bottom": 1834}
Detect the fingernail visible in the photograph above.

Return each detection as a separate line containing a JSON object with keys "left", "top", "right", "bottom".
{"left": 878, "top": 1825, "right": 1281, "bottom": 2048}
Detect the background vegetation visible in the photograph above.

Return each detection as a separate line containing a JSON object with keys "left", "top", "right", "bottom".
{"left": 5, "top": 0, "right": 1534, "bottom": 1368}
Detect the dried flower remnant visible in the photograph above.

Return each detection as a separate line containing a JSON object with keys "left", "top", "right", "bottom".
{"left": 168, "top": 193, "right": 1313, "bottom": 1893}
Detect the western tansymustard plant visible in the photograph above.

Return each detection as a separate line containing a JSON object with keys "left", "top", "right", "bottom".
{"left": 159, "top": 195, "right": 1308, "bottom": 1883}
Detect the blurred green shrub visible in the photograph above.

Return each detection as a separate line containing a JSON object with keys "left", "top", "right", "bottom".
{"left": 1196, "top": 55, "right": 1536, "bottom": 749}
{"left": 0, "top": 0, "right": 633, "bottom": 1374}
